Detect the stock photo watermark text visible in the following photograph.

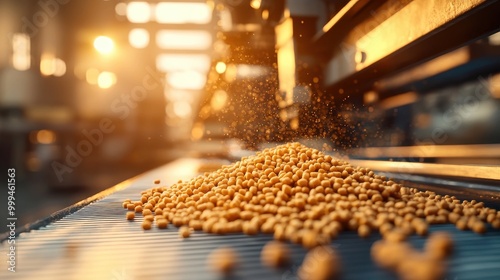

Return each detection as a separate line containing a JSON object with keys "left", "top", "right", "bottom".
{"left": 6, "top": 168, "right": 17, "bottom": 272}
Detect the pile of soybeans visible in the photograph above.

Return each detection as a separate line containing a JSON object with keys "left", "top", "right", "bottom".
{"left": 123, "top": 142, "right": 500, "bottom": 246}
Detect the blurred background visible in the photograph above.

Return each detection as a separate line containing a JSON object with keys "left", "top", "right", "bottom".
{"left": 0, "top": 0, "right": 219, "bottom": 226}
{"left": 1, "top": 0, "right": 499, "bottom": 229}
{"left": 0, "top": 0, "right": 291, "bottom": 228}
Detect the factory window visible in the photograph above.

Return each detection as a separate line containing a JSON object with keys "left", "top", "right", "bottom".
{"left": 156, "top": 30, "right": 212, "bottom": 50}
{"left": 155, "top": 2, "right": 212, "bottom": 24}
{"left": 93, "top": 36, "right": 115, "bottom": 55}
{"left": 167, "top": 70, "right": 206, "bottom": 90}
{"left": 97, "top": 71, "right": 117, "bottom": 89}
{"left": 129, "top": 28, "right": 150, "bottom": 49}
{"left": 126, "top": 2, "right": 152, "bottom": 23}
{"left": 12, "top": 33, "right": 30, "bottom": 71}
{"left": 40, "top": 54, "right": 66, "bottom": 77}
{"left": 156, "top": 53, "right": 210, "bottom": 73}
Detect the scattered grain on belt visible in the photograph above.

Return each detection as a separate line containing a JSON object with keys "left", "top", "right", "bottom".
{"left": 261, "top": 241, "right": 290, "bottom": 268}
{"left": 372, "top": 231, "right": 452, "bottom": 280}
{"left": 123, "top": 142, "right": 500, "bottom": 248}
{"left": 208, "top": 246, "right": 238, "bottom": 274}
{"left": 298, "top": 245, "right": 340, "bottom": 280}
{"left": 141, "top": 220, "right": 152, "bottom": 230}
{"left": 126, "top": 211, "right": 135, "bottom": 221}
{"left": 179, "top": 226, "right": 191, "bottom": 238}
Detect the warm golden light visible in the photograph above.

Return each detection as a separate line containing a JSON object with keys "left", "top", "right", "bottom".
{"left": 213, "top": 40, "right": 228, "bottom": 54}
{"left": 191, "top": 122, "right": 205, "bottom": 140}
{"left": 167, "top": 70, "right": 206, "bottom": 90}
{"left": 224, "top": 64, "right": 238, "bottom": 82}
{"left": 490, "top": 73, "right": 500, "bottom": 98}
{"left": 86, "top": 68, "right": 100, "bottom": 85}
{"left": 40, "top": 53, "right": 66, "bottom": 77}
{"left": 12, "top": 33, "right": 30, "bottom": 71}
{"left": 156, "top": 54, "right": 211, "bottom": 72}
{"left": 115, "top": 2, "right": 127, "bottom": 16}
{"left": 262, "top": 9, "right": 269, "bottom": 20}
{"left": 363, "top": 91, "right": 378, "bottom": 104}
{"left": 27, "top": 156, "right": 41, "bottom": 172}
{"left": 211, "top": 90, "right": 228, "bottom": 111}
{"left": 218, "top": 9, "right": 232, "bottom": 31}
{"left": 223, "top": 64, "right": 269, "bottom": 82}
{"left": 129, "top": 28, "right": 149, "bottom": 49}
{"left": 156, "top": 30, "right": 212, "bottom": 50}
{"left": 290, "top": 117, "right": 299, "bottom": 130}
{"left": 173, "top": 101, "right": 192, "bottom": 119}
{"left": 155, "top": 2, "right": 212, "bottom": 24}
{"left": 36, "top": 130, "right": 56, "bottom": 144}
{"left": 40, "top": 53, "right": 56, "bottom": 76}
{"left": 166, "top": 101, "right": 193, "bottom": 119}
{"left": 93, "top": 36, "right": 114, "bottom": 55}
{"left": 489, "top": 31, "right": 500, "bottom": 45}
{"left": 215, "top": 61, "right": 227, "bottom": 74}
{"left": 126, "top": 2, "right": 151, "bottom": 23}
{"left": 250, "top": 0, "right": 261, "bottom": 9}
{"left": 164, "top": 89, "right": 188, "bottom": 102}
{"left": 380, "top": 92, "right": 418, "bottom": 109}
{"left": 53, "top": 58, "right": 66, "bottom": 77}
{"left": 97, "top": 71, "right": 117, "bottom": 89}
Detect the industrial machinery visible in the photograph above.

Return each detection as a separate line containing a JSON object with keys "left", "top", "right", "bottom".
{"left": 1, "top": 0, "right": 500, "bottom": 279}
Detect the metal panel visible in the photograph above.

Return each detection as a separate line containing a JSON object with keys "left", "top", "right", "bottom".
{"left": 320, "top": 0, "right": 500, "bottom": 94}
{"left": 348, "top": 159, "right": 500, "bottom": 181}
{"left": 354, "top": 0, "right": 486, "bottom": 71}
{"left": 349, "top": 144, "right": 500, "bottom": 159}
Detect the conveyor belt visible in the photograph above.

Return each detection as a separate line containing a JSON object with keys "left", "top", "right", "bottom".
{"left": 1, "top": 158, "right": 500, "bottom": 280}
